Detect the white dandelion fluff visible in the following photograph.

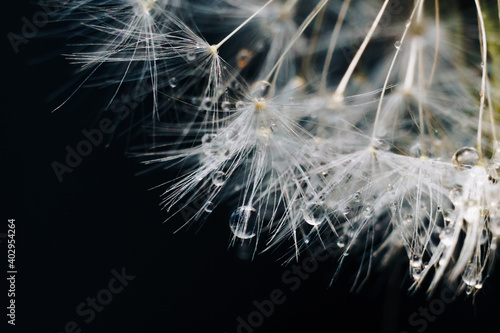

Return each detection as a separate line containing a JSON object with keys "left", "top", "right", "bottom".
{"left": 45, "top": 0, "right": 500, "bottom": 297}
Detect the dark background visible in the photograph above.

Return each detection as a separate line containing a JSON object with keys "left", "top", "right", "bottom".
{"left": 2, "top": 1, "right": 500, "bottom": 333}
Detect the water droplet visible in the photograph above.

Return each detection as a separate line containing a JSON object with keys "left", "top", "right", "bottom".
{"left": 412, "top": 267, "right": 422, "bottom": 280}
{"left": 269, "top": 121, "right": 278, "bottom": 133}
{"left": 488, "top": 163, "right": 500, "bottom": 183}
{"left": 225, "top": 128, "right": 238, "bottom": 141}
{"left": 302, "top": 203, "right": 326, "bottom": 226}
{"left": 221, "top": 101, "right": 231, "bottom": 112}
{"left": 186, "top": 51, "right": 196, "bottom": 61}
{"left": 389, "top": 202, "right": 397, "bottom": 214}
{"left": 405, "top": 20, "right": 412, "bottom": 27}
{"left": 211, "top": 171, "right": 226, "bottom": 186}
{"left": 342, "top": 205, "right": 351, "bottom": 216}
{"left": 215, "top": 86, "right": 226, "bottom": 96}
{"left": 410, "top": 143, "right": 421, "bottom": 157}
{"left": 256, "top": 126, "right": 272, "bottom": 138}
{"left": 202, "top": 133, "right": 216, "bottom": 146}
{"left": 452, "top": 147, "right": 479, "bottom": 168}
{"left": 443, "top": 209, "right": 456, "bottom": 224}
{"left": 169, "top": 77, "right": 177, "bottom": 88}
{"left": 410, "top": 254, "right": 422, "bottom": 268}
{"left": 372, "top": 138, "right": 390, "bottom": 151}
{"left": 321, "top": 168, "right": 330, "bottom": 177}
{"left": 440, "top": 227, "right": 454, "bottom": 246}
{"left": 462, "top": 261, "right": 481, "bottom": 287}
{"left": 353, "top": 191, "right": 361, "bottom": 203}
{"left": 363, "top": 205, "right": 374, "bottom": 218}
{"left": 449, "top": 187, "right": 463, "bottom": 206}
{"left": 229, "top": 206, "right": 258, "bottom": 239}
{"left": 479, "top": 227, "right": 489, "bottom": 244}
{"left": 251, "top": 80, "right": 271, "bottom": 100}
{"left": 202, "top": 97, "right": 214, "bottom": 111}
{"left": 394, "top": 40, "right": 402, "bottom": 49}
{"left": 236, "top": 101, "right": 245, "bottom": 110}
{"left": 404, "top": 214, "right": 413, "bottom": 225}
{"left": 202, "top": 134, "right": 230, "bottom": 160}
{"left": 204, "top": 201, "right": 215, "bottom": 213}
{"left": 337, "top": 235, "right": 347, "bottom": 248}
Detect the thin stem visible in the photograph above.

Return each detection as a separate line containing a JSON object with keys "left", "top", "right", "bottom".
{"left": 402, "top": 39, "right": 419, "bottom": 92}
{"left": 475, "top": 0, "right": 487, "bottom": 161}
{"left": 320, "top": 0, "right": 351, "bottom": 94}
{"left": 333, "top": 0, "right": 390, "bottom": 103}
{"left": 487, "top": 79, "right": 498, "bottom": 144}
{"left": 414, "top": 0, "right": 426, "bottom": 157}
{"left": 283, "top": 0, "right": 299, "bottom": 15}
{"left": 265, "top": 0, "right": 329, "bottom": 86}
{"left": 418, "top": 38, "right": 427, "bottom": 158}
{"left": 213, "top": 0, "right": 274, "bottom": 51}
{"left": 371, "top": 0, "right": 423, "bottom": 143}
{"left": 416, "top": 0, "right": 425, "bottom": 22}
{"left": 270, "top": 61, "right": 284, "bottom": 97}
{"left": 300, "top": 4, "right": 326, "bottom": 79}
{"left": 427, "top": 0, "right": 440, "bottom": 89}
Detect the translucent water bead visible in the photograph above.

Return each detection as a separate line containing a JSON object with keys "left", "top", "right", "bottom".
{"left": 229, "top": 206, "right": 259, "bottom": 240}
{"left": 236, "top": 101, "right": 246, "bottom": 111}
{"left": 250, "top": 80, "right": 272, "bottom": 101}
{"left": 186, "top": 51, "right": 196, "bottom": 62}
{"left": 336, "top": 235, "right": 347, "bottom": 248}
{"left": 201, "top": 97, "right": 214, "bottom": 111}
{"left": 449, "top": 187, "right": 463, "bottom": 206}
{"left": 488, "top": 163, "right": 500, "bottom": 183}
{"left": 439, "top": 226, "right": 454, "bottom": 246}
{"left": 169, "top": 77, "right": 177, "bottom": 88}
{"left": 211, "top": 171, "right": 226, "bottom": 187}
{"left": 204, "top": 201, "right": 215, "bottom": 213}
{"left": 452, "top": 147, "right": 479, "bottom": 168}
{"left": 371, "top": 138, "right": 390, "bottom": 151}
{"left": 201, "top": 134, "right": 231, "bottom": 161}
{"left": 462, "top": 260, "right": 482, "bottom": 289}
{"left": 302, "top": 203, "right": 326, "bottom": 226}
{"left": 410, "top": 254, "right": 422, "bottom": 268}
{"left": 221, "top": 101, "right": 231, "bottom": 112}
{"left": 412, "top": 267, "right": 422, "bottom": 280}
{"left": 202, "top": 133, "right": 216, "bottom": 147}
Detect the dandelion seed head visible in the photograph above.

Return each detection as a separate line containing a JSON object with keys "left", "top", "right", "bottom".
{"left": 47, "top": 0, "right": 500, "bottom": 296}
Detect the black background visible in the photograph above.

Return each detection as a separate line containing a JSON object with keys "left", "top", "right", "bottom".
{"left": 2, "top": 1, "right": 500, "bottom": 333}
